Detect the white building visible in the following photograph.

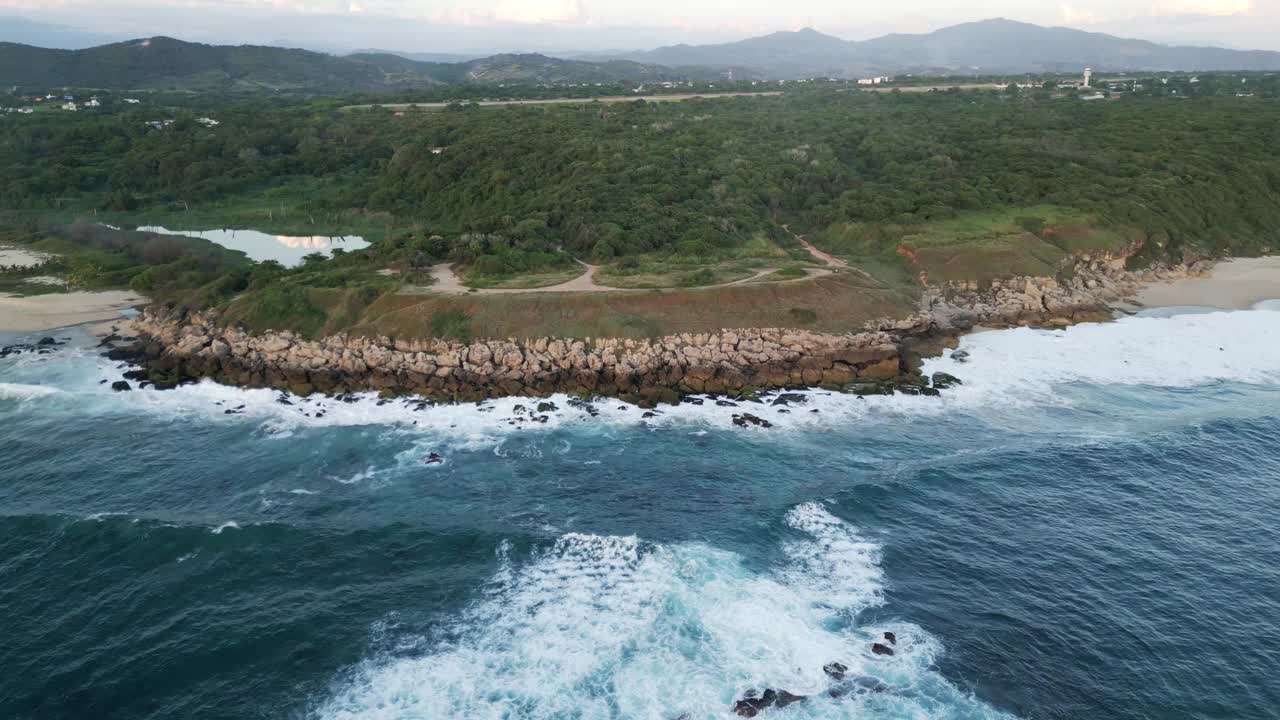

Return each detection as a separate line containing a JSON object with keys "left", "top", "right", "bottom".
{"left": 857, "top": 76, "right": 891, "bottom": 85}
{"left": 124, "top": 98, "right": 141, "bottom": 104}
{"left": 84, "top": 99, "right": 101, "bottom": 108}
{"left": 1084, "top": 68, "right": 1093, "bottom": 88}
{"left": 196, "top": 117, "right": 220, "bottom": 127}
{"left": 62, "top": 102, "right": 78, "bottom": 111}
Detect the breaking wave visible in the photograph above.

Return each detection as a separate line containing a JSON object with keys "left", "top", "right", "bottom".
{"left": 315, "top": 504, "right": 1012, "bottom": 720}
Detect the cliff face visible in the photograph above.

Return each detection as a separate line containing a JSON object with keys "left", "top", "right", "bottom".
{"left": 118, "top": 257, "right": 1204, "bottom": 403}
{"left": 128, "top": 315, "right": 904, "bottom": 403}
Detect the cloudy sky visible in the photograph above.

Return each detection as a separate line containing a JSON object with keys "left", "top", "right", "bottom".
{"left": 5, "top": 0, "right": 1277, "bottom": 53}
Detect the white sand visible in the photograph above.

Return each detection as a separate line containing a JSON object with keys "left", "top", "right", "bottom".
{"left": 0, "top": 246, "right": 52, "bottom": 268}
{"left": 1134, "top": 257, "right": 1280, "bottom": 310}
{"left": 0, "top": 291, "right": 146, "bottom": 332}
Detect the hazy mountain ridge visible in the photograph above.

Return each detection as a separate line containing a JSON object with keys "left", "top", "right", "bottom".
{"left": 3, "top": 18, "right": 1279, "bottom": 94}
{"left": 0, "top": 39, "right": 725, "bottom": 92}
{"left": 629, "top": 18, "right": 1280, "bottom": 77}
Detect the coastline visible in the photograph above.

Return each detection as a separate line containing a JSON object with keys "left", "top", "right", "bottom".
{"left": 0, "top": 291, "right": 147, "bottom": 334}
{"left": 30, "top": 254, "right": 1280, "bottom": 403}
{"left": 1128, "top": 256, "right": 1280, "bottom": 311}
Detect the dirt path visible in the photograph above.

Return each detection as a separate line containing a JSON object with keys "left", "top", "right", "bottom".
{"left": 425, "top": 262, "right": 614, "bottom": 295}
{"left": 418, "top": 255, "right": 838, "bottom": 296}
{"left": 783, "top": 225, "right": 847, "bottom": 268}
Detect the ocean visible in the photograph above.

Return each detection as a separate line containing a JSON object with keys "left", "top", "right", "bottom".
{"left": 2, "top": 305, "right": 1278, "bottom": 720}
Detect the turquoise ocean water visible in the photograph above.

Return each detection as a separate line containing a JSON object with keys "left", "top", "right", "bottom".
{"left": 2, "top": 305, "right": 1278, "bottom": 719}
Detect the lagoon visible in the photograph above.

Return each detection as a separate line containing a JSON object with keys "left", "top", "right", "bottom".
{"left": 136, "top": 226, "right": 369, "bottom": 267}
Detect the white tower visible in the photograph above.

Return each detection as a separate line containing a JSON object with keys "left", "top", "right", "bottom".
{"left": 1084, "top": 68, "right": 1093, "bottom": 88}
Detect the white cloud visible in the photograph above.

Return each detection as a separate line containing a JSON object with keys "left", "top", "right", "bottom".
{"left": 1149, "top": 0, "right": 1254, "bottom": 15}
{"left": 493, "top": 0, "right": 584, "bottom": 24}
{"left": 1060, "top": 3, "right": 1103, "bottom": 23}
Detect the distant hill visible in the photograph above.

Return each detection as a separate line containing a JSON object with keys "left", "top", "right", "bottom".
{"left": 0, "top": 37, "right": 733, "bottom": 92}
{"left": 0, "top": 16, "right": 127, "bottom": 50}
{"left": 627, "top": 18, "right": 1280, "bottom": 78}
{"left": 0, "top": 37, "right": 428, "bottom": 92}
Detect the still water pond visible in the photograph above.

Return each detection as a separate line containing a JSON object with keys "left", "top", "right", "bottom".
{"left": 136, "top": 226, "right": 369, "bottom": 267}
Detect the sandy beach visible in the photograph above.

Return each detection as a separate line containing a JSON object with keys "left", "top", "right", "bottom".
{"left": 0, "top": 291, "right": 147, "bottom": 333}
{"left": 1133, "top": 256, "right": 1280, "bottom": 310}
{"left": 0, "top": 246, "right": 51, "bottom": 268}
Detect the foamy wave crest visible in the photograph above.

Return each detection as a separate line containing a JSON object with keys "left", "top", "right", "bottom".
{"left": 0, "top": 382, "right": 63, "bottom": 401}
{"left": 784, "top": 502, "right": 885, "bottom": 615}
{"left": 923, "top": 309, "right": 1280, "bottom": 410}
{"left": 316, "top": 507, "right": 1013, "bottom": 720}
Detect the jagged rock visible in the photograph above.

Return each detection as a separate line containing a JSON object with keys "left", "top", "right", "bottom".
{"left": 951, "top": 350, "right": 970, "bottom": 363}
{"left": 110, "top": 381, "right": 131, "bottom": 392}
{"left": 883, "top": 631, "right": 897, "bottom": 645}
{"left": 424, "top": 452, "right": 444, "bottom": 465}
{"left": 930, "top": 372, "right": 962, "bottom": 390}
{"left": 733, "top": 689, "right": 806, "bottom": 717}
{"left": 732, "top": 413, "right": 772, "bottom": 429}
{"left": 823, "top": 661, "right": 849, "bottom": 680}
{"left": 871, "top": 643, "right": 895, "bottom": 656}
{"left": 771, "top": 393, "right": 808, "bottom": 406}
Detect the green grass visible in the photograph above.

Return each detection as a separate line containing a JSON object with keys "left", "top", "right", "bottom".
{"left": 464, "top": 267, "right": 585, "bottom": 289}
{"left": 816, "top": 205, "right": 1135, "bottom": 288}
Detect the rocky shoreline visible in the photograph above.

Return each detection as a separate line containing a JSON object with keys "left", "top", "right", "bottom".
{"left": 106, "top": 256, "right": 1206, "bottom": 404}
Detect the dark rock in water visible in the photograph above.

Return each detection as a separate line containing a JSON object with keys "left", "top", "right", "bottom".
{"left": 810, "top": 408, "right": 820, "bottom": 413}
{"left": 716, "top": 399, "right": 739, "bottom": 407}
{"left": 845, "top": 381, "right": 890, "bottom": 396}
{"left": 642, "top": 411, "right": 658, "bottom": 419}
{"left": 98, "top": 379, "right": 107, "bottom": 385}
{"left": 921, "top": 386, "right": 941, "bottom": 397}
{"left": 931, "top": 372, "right": 962, "bottom": 390}
{"left": 685, "top": 397, "right": 704, "bottom": 406}
{"left": 771, "top": 393, "right": 808, "bottom": 406}
{"left": 732, "top": 413, "right": 772, "bottom": 429}
{"left": 37, "top": 337, "right": 59, "bottom": 347}
{"left": 425, "top": 452, "right": 444, "bottom": 465}
{"left": 883, "top": 631, "right": 897, "bottom": 645}
{"left": 110, "top": 381, "right": 132, "bottom": 392}
{"left": 536, "top": 401, "right": 558, "bottom": 413}
{"left": 276, "top": 396, "right": 294, "bottom": 406}
{"left": 951, "top": 349, "right": 970, "bottom": 363}
{"left": 733, "top": 688, "right": 805, "bottom": 716}
{"left": 894, "top": 384, "right": 922, "bottom": 396}
{"left": 775, "top": 690, "right": 806, "bottom": 708}
{"left": 872, "top": 643, "right": 895, "bottom": 656}
{"left": 777, "top": 408, "right": 790, "bottom": 414}
{"left": 536, "top": 415, "right": 550, "bottom": 424}
{"left": 513, "top": 404, "right": 527, "bottom": 414}
{"left": 823, "top": 661, "right": 849, "bottom": 680}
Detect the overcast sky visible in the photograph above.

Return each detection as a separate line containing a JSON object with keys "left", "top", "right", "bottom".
{"left": 5, "top": 0, "right": 1277, "bottom": 53}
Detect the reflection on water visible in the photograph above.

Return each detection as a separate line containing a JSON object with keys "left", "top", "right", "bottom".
{"left": 136, "top": 226, "right": 370, "bottom": 266}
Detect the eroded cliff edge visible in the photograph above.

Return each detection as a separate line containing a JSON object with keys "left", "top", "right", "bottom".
{"left": 109, "top": 257, "right": 1206, "bottom": 403}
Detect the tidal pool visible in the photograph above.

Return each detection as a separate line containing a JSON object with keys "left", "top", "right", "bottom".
{"left": 135, "top": 226, "right": 369, "bottom": 266}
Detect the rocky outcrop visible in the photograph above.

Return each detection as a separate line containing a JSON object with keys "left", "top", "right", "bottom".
{"left": 123, "top": 311, "right": 904, "bottom": 404}
{"left": 116, "top": 256, "right": 1209, "bottom": 404}
{"left": 873, "top": 257, "right": 1209, "bottom": 335}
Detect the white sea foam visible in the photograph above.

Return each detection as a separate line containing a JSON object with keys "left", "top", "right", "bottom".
{"left": 211, "top": 521, "right": 240, "bottom": 534}
{"left": 316, "top": 505, "right": 1012, "bottom": 720}
{"left": 6, "top": 306, "right": 1277, "bottom": 441}
{"left": 921, "top": 309, "right": 1280, "bottom": 411}
{"left": 0, "top": 382, "right": 62, "bottom": 400}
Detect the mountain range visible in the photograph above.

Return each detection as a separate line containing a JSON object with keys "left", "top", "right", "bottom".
{"left": 622, "top": 18, "right": 1280, "bottom": 77}
{"left": 2, "top": 18, "right": 1278, "bottom": 94}
{"left": 0, "top": 38, "right": 727, "bottom": 93}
